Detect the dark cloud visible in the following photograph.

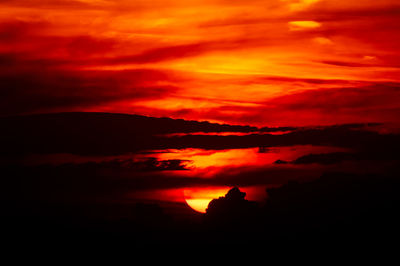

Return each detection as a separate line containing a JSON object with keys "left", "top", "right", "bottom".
{"left": 317, "top": 60, "right": 400, "bottom": 69}
{"left": 68, "top": 158, "right": 191, "bottom": 172}
{"left": 180, "top": 82, "right": 400, "bottom": 126}
{"left": 0, "top": 20, "right": 116, "bottom": 63}
{"left": 319, "top": 60, "right": 375, "bottom": 68}
{"left": 269, "top": 83, "right": 400, "bottom": 112}
{"left": 101, "top": 38, "right": 260, "bottom": 64}
{"left": 251, "top": 75, "right": 365, "bottom": 85}
{"left": 2, "top": 113, "right": 398, "bottom": 196}
{"left": 292, "top": 152, "right": 357, "bottom": 165}
{"left": 0, "top": 19, "right": 187, "bottom": 115}
{"left": 296, "top": 3, "right": 400, "bottom": 22}
{"left": 103, "top": 42, "right": 217, "bottom": 64}
{"left": 0, "top": 20, "right": 47, "bottom": 42}
{"left": 2, "top": 112, "right": 398, "bottom": 156}
{"left": 0, "top": 112, "right": 259, "bottom": 155}
{"left": 0, "top": 65, "right": 177, "bottom": 115}
{"left": 287, "top": 143, "right": 400, "bottom": 165}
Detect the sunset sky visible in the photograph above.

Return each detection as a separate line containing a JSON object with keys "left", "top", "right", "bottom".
{"left": 2, "top": 1, "right": 400, "bottom": 241}
{"left": 1, "top": 0, "right": 400, "bottom": 126}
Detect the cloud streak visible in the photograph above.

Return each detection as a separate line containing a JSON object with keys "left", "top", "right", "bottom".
{"left": 0, "top": 0, "right": 399, "bottom": 127}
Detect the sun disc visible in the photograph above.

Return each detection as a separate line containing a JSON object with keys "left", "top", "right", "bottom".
{"left": 183, "top": 187, "right": 229, "bottom": 213}
{"left": 184, "top": 199, "right": 211, "bottom": 213}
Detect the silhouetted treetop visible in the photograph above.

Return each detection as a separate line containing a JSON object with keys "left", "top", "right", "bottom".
{"left": 205, "top": 187, "right": 259, "bottom": 227}
{"left": 224, "top": 187, "right": 246, "bottom": 201}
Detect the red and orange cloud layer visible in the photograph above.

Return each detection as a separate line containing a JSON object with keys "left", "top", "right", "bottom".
{"left": 1, "top": 0, "right": 400, "bottom": 126}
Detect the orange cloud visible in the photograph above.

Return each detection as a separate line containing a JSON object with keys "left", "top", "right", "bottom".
{"left": 0, "top": 0, "right": 399, "bottom": 127}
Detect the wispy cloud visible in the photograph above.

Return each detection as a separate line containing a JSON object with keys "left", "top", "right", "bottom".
{"left": 0, "top": 0, "right": 399, "bottom": 127}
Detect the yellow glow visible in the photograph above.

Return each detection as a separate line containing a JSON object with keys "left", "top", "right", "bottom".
{"left": 284, "top": 0, "right": 321, "bottom": 11}
{"left": 183, "top": 185, "right": 268, "bottom": 213}
{"left": 164, "top": 53, "right": 271, "bottom": 75}
{"left": 185, "top": 199, "right": 212, "bottom": 213}
{"left": 184, "top": 187, "right": 229, "bottom": 213}
{"left": 289, "top": 21, "right": 321, "bottom": 31}
{"left": 157, "top": 148, "right": 259, "bottom": 169}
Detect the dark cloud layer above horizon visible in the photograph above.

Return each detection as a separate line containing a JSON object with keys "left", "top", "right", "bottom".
{"left": 0, "top": 112, "right": 395, "bottom": 156}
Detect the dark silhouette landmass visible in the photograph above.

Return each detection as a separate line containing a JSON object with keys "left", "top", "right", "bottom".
{"left": 3, "top": 171, "right": 400, "bottom": 245}
{"left": 263, "top": 172, "right": 400, "bottom": 242}
{"left": 205, "top": 172, "right": 400, "bottom": 242}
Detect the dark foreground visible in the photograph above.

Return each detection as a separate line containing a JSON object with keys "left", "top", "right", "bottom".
{"left": 2, "top": 171, "right": 400, "bottom": 246}
{"left": 1, "top": 113, "right": 400, "bottom": 246}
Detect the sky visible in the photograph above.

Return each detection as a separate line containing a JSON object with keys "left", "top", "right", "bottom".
{"left": 1, "top": 0, "right": 400, "bottom": 126}
{"left": 2, "top": 1, "right": 400, "bottom": 241}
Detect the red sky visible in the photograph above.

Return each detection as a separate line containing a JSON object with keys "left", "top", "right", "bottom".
{"left": 1, "top": 0, "right": 400, "bottom": 126}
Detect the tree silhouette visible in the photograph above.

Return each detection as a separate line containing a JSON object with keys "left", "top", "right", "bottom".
{"left": 204, "top": 187, "right": 259, "bottom": 230}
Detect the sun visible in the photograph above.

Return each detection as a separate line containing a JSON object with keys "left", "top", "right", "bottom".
{"left": 185, "top": 199, "right": 213, "bottom": 213}
{"left": 183, "top": 187, "right": 229, "bottom": 213}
